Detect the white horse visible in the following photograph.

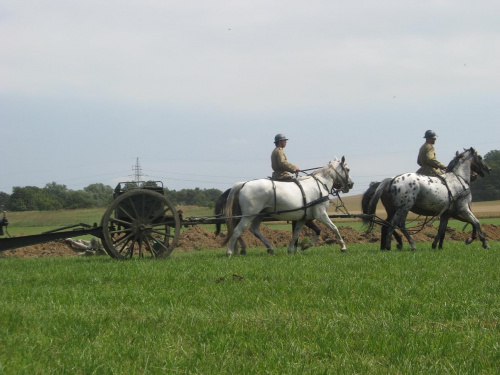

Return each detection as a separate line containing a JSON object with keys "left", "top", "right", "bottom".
{"left": 362, "top": 147, "right": 491, "bottom": 250}
{"left": 224, "top": 157, "right": 354, "bottom": 256}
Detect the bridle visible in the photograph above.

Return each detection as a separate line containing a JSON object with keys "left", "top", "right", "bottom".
{"left": 330, "top": 161, "right": 351, "bottom": 193}
{"left": 304, "top": 161, "right": 351, "bottom": 195}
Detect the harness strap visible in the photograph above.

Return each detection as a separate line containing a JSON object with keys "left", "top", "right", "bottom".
{"left": 270, "top": 196, "right": 330, "bottom": 215}
{"left": 267, "top": 177, "right": 329, "bottom": 218}
{"left": 292, "top": 179, "right": 308, "bottom": 220}
{"left": 435, "top": 173, "right": 471, "bottom": 218}
{"left": 436, "top": 174, "right": 453, "bottom": 201}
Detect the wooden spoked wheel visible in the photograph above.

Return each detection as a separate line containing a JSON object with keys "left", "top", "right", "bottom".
{"left": 100, "top": 189, "right": 180, "bottom": 259}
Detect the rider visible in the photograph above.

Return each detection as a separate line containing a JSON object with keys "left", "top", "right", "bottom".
{"left": 416, "top": 130, "right": 447, "bottom": 176}
{"left": 271, "top": 134, "right": 320, "bottom": 248}
{"left": 271, "top": 134, "right": 300, "bottom": 181}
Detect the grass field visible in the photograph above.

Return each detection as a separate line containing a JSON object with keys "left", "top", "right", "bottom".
{"left": 1, "top": 242, "right": 499, "bottom": 374}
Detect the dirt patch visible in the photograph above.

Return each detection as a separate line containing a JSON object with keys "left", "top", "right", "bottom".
{"left": 2, "top": 223, "right": 500, "bottom": 258}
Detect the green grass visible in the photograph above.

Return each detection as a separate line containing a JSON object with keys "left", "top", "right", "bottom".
{"left": 1, "top": 243, "right": 499, "bottom": 374}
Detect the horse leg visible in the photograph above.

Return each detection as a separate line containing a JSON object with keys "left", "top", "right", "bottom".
{"left": 393, "top": 231, "right": 404, "bottom": 250}
{"left": 315, "top": 212, "right": 347, "bottom": 253}
{"left": 461, "top": 213, "right": 490, "bottom": 249}
{"left": 380, "top": 225, "right": 388, "bottom": 250}
{"left": 227, "top": 217, "right": 253, "bottom": 257}
{"left": 433, "top": 214, "right": 449, "bottom": 250}
{"left": 393, "top": 216, "right": 416, "bottom": 251}
{"left": 248, "top": 216, "right": 275, "bottom": 254}
{"left": 454, "top": 206, "right": 490, "bottom": 249}
{"left": 382, "top": 224, "right": 404, "bottom": 250}
{"left": 380, "top": 212, "right": 403, "bottom": 250}
{"left": 384, "top": 210, "right": 408, "bottom": 251}
{"left": 399, "top": 227, "right": 417, "bottom": 251}
{"left": 288, "top": 220, "right": 306, "bottom": 254}
{"left": 301, "top": 220, "right": 321, "bottom": 250}
{"left": 237, "top": 237, "right": 247, "bottom": 255}
{"left": 465, "top": 226, "right": 477, "bottom": 245}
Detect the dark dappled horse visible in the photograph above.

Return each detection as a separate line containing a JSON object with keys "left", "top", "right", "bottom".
{"left": 362, "top": 148, "right": 491, "bottom": 250}
{"left": 214, "top": 189, "right": 322, "bottom": 255}
{"left": 223, "top": 157, "right": 354, "bottom": 256}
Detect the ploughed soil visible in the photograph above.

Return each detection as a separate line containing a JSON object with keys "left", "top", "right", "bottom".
{"left": 2, "top": 223, "right": 500, "bottom": 258}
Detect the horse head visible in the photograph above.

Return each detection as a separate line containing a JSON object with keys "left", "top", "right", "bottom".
{"left": 448, "top": 148, "right": 491, "bottom": 181}
{"left": 468, "top": 148, "right": 491, "bottom": 178}
{"left": 327, "top": 156, "right": 354, "bottom": 193}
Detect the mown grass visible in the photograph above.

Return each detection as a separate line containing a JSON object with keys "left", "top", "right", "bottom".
{"left": 1, "top": 242, "right": 499, "bottom": 374}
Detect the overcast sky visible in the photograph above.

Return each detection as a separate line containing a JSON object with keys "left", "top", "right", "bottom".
{"left": 1, "top": 0, "right": 499, "bottom": 198}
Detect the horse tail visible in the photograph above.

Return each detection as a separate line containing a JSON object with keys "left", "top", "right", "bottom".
{"left": 222, "top": 183, "right": 244, "bottom": 246}
{"left": 214, "top": 188, "right": 231, "bottom": 237}
{"left": 361, "top": 178, "right": 392, "bottom": 231}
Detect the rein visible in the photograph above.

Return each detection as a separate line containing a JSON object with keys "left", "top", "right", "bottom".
{"left": 300, "top": 162, "right": 351, "bottom": 194}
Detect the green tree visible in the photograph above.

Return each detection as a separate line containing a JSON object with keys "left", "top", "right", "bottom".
{"left": 43, "top": 182, "right": 67, "bottom": 210}
{"left": 471, "top": 150, "right": 500, "bottom": 201}
{"left": 66, "top": 190, "right": 93, "bottom": 209}
{"left": 84, "top": 183, "right": 114, "bottom": 207}
{"left": 0, "top": 192, "right": 10, "bottom": 210}
{"left": 9, "top": 186, "right": 44, "bottom": 211}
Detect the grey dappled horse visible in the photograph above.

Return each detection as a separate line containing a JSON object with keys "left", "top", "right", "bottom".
{"left": 362, "top": 148, "right": 491, "bottom": 250}
{"left": 224, "top": 157, "right": 353, "bottom": 256}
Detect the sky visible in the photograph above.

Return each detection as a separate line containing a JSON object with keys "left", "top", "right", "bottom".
{"left": 1, "top": 0, "right": 499, "bottom": 198}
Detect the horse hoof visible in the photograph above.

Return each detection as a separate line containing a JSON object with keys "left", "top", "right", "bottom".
{"left": 341, "top": 249, "right": 348, "bottom": 253}
{"left": 465, "top": 238, "right": 474, "bottom": 245}
{"left": 226, "top": 251, "right": 232, "bottom": 257}
{"left": 241, "top": 250, "right": 247, "bottom": 255}
{"left": 267, "top": 249, "right": 274, "bottom": 255}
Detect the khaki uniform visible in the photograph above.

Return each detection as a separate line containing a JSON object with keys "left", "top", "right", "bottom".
{"left": 416, "top": 143, "right": 446, "bottom": 176}
{"left": 271, "top": 147, "right": 298, "bottom": 180}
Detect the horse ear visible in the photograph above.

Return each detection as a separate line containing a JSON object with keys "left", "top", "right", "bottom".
{"left": 341, "top": 156, "right": 345, "bottom": 164}
{"left": 456, "top": 151, "right": 459, "bottom": 156}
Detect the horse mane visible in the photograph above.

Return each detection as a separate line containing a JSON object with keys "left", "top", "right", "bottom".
{"left": 446, "top": 147, "right": 474, "bottom": 171}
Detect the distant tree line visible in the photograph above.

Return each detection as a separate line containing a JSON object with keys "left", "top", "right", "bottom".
{"left": 0, "top": 149, "right": 497, "bottom": 212}
{"left": 0, "top": 182, "right": 224, "bottom": 212}
{"left": 0, "top": 183, "right": 115, "bottom": 211}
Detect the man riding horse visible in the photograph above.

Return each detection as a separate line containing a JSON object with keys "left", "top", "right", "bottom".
{"left": 271, "top": 134, "right": 321, "bottom": 249}
{"left": 417, "top": 130, "right": 447, "bottom": 176}
{"left": 271, "top": 133, "right": 300, "bottom": 181}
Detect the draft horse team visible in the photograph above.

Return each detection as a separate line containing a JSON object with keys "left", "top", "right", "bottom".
{"left": 219, "top": 148, "right": 491, "bottom": 256}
